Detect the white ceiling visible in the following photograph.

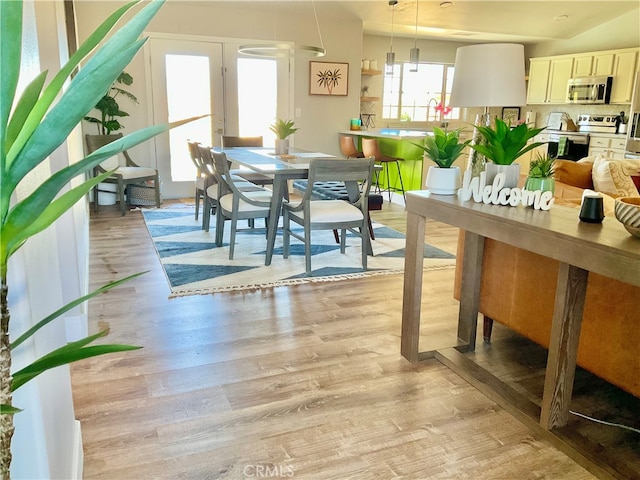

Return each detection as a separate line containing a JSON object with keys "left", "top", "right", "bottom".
{"left": 201, "top": 1, "right": 640, "bottom": 44}
{"left": 337, "top": 0, "right": 640, "bottom": 44}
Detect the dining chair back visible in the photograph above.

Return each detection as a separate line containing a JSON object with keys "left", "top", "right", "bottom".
{"left": 361, "top": 137, "right": 406, "bottom": 202}
{"left": 85, "top": 133, "right": 161, "bottom": 215}
{"left": 221, "top": 135, "right": 264, "bottom": 148}
{"left": 211, "top": 150, "right": 273, "bottom": 259}
{"left": 221, "top": 135, "right": 273, "bottom": 186}
{"left": 282, "top": 157, "right": 375, "bottom": 275}
{"left": 187, "top": 140, "right": 209, "bottom": 222}
{"left": 339, "top": 135, "right": 365, "bottom": 158}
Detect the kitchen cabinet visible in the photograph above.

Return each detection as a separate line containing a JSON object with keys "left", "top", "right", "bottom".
{"left": 527, "top": 58, "right": 573, "bottom": 104}
{"left": 589, "top": 135, "right": 627, "bottom": 159}
{"left": 527, "top": 59, "right": 551, "bottom": 104}
{"left": 527, "top": 47, "right": 639, "bottom": 105}
{"left": 610, "top": 50, "right": 638, "bottom": 104}
{"left": 548, "top": 58, "right": 574, "bottom": 103}
{"left": 573, "top": 53, "right": 614, "bottom": 76}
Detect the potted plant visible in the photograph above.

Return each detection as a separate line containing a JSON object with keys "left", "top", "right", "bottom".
{"left": 470, "top": 118, "right": 547, "bottom": 188}
{"left": 413, "top": 127, "right": 470, "bottom": 195}
{"left": 84, "top": 71, "right": 138, "bottom": 135}
{"left": 270, "top": 118, "right": 298, "bottom": 155}
{"left": 1, "top": 1, "right": 169, "bottom": 477}
{"left": 525, "top": 153, "right": 556, "bottom": 194}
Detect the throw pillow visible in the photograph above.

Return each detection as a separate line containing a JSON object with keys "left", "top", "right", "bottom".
{"left": 553, "top": 159, "right": 594, "bottom": 189}
{"left": 591, "top": 156, "right": 640, "bottom": 198}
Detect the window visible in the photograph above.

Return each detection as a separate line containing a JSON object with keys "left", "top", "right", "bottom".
{"left": 237, "top": 58, "right": 277, "bottom": 144}
{"left": 382, "top": 62, "right": 459, "bottom": 122}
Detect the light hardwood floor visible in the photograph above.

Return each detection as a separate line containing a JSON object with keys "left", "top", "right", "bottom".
{"left": 71, "top": 199, "right": 600, "bottom": 479}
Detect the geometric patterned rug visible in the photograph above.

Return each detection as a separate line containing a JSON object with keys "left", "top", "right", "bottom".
{"left": 142, "top": 206, "right": 456, "bottom": 297}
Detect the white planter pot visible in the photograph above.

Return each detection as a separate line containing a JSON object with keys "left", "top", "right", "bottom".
{"left": 425, "top": 166, "right": 461, "bottom": 195}
{"left": 484, "top": 163, "right": 520, "bottom": 189}
{"left": 275, "top": 138, "right": 289, "bottom": 155}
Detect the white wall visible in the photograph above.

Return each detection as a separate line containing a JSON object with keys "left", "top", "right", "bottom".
{"left": 9, "top": 1, "right": 87, "bottom": 478}
{"left": 74, "top": 0, "right": 363, "bottom": 167}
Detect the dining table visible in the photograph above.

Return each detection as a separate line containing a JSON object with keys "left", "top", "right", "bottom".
{"left": 215, "top": 146, "right": 335, "bottom": 266}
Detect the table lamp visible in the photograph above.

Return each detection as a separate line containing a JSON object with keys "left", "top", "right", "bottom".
{"left": 449, "top": 43, "right": 527, "bottom": 176}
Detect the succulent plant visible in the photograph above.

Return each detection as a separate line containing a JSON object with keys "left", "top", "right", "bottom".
{"left": 470, "top": 118, "right": 547, "bottom": 166}
{"left": 413, "top": 127, "right": 470, "bottom": 168}
{"left": 528, "top": 153, "right": 556, "bottom": 178}
{"left": 270, "top": 119, "right": 298, "bottom": 139}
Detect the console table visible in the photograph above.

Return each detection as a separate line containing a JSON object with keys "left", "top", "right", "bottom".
{"left": 401, "top": 192, "right": 640, "bottom": 432}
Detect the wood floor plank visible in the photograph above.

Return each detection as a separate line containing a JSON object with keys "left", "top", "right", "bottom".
{"left": 71, "top": 199, "right": 605, "bottom": 479}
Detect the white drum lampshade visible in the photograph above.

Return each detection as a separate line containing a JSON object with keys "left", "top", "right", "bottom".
{"left": 449, "top": 43, "right": 527, "bottom": 108}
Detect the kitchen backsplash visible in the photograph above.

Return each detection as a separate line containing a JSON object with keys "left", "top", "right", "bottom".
{"left": 523, "top": 104, "right": 629, "bottom": 131}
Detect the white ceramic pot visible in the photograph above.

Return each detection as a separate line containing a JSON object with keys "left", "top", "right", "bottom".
{"left": 275, "top": 138, "right": 289, "bottom": 155}
{"left": 425, "top": 166, "right": 461, "bottom": 195}
{"left": 484, "top": 163, "right": 520, "bottom": 189}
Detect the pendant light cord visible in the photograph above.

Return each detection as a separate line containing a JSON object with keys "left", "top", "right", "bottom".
{"left": 414, "top": 0, "right": 419, "bottom": 48}
{"left": 312, "top": 0, "right": 325, "bottom": 52}
{"left": 390, "top": 2, "right": 396, "bottom": 53}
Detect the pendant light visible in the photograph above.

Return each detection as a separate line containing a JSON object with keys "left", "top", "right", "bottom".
{"left": 239, "top": 1, "right": 326, "bottom": 58}
{"left": 385, "top": 0, "right": 398, "bottom": 76}
{"left": 409, "top": 1, "right": 420, "bottom": 72}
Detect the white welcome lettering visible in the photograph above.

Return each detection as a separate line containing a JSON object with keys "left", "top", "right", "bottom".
{"left": 459, "top": 171, "right": 554, "bottom": 211}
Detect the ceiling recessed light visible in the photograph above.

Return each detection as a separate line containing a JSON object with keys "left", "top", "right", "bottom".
{"left": 554, "top": 14, "right": 569, "bottom": 21}
{"left": 440, "top": 2, "right": 454, "bottom": 8}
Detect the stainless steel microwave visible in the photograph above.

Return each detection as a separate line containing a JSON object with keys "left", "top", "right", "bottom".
{"left": 566, "top": 76, "right": 612, "bottom": 104}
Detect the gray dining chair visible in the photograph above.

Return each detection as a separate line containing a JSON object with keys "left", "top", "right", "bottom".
{"left": 198, "top": 145, "right": 263, "bottom": 232}
{"left": 282, "top": 157, "right": 375, "bottom": 275}
{"left": 187, "top": 140, "right": 210, "bottom": 222}
{"left": 211, "top": 150, "right": 273, "bottom": 259}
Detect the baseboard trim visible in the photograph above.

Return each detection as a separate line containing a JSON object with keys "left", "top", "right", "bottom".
{"left": 71, "top": 420, "right": 83, "bottom": 480}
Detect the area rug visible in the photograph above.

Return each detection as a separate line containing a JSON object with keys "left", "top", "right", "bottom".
{"left": 141, "top": 206, "right": 456, "bottom": 296}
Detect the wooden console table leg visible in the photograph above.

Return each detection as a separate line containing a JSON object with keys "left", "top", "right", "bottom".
{"left": 457, "top": 232, "right": 485, "bottom": 352}
{"left": 401, "top": 210, "right": 426, "bottom": 362}
{"left": 483, "top": 316, "right": 494, "bottom": 344}
{"left": 540, "top": 263, "right": 588, "bottom": 430}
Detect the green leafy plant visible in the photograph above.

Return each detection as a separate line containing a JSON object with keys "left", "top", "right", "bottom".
{"left": 470, "top": 118, "right": 547, "bottom": 165}
{"left": 0, "top": 1, "right": 170, "bottom": 477}
{"left": 270, "top": 119, "right": 298, "bottom": 139}
{"left": 412, "top": 127, "right": 470, "bottom": 168}
{"left": 84, "top": 71, "right": 138, "bottom": 135}
{"left": 528, "top": 153, "right": 556, "bottom": 178}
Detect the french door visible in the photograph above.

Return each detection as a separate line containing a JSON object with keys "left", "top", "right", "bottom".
{"left": 148, "top": 37, "right": 224, "bottom": 199}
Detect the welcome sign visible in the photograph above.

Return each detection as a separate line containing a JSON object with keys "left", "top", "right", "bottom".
{"left": 459, "top": 170, "right": 554, "bottom": 211}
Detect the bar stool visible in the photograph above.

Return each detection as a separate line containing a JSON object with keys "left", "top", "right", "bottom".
{"left": 339, "top": 135, "right": 365, "bottom": 158}
{"left": 361, "top": 137, "right": 406, "bottom": 202}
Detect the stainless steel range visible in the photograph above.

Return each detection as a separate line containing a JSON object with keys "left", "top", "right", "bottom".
{"left": 576, "top": 114, "right": 618, "bottom": 133}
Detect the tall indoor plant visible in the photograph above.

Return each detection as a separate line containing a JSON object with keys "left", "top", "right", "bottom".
{"left": 470, "top": 118, "right": 546, "bottom": 187}
{"left": 0, "top": 1, "right": 168, "bottom": 477}
{"left": 413, "top": 127, "right": 470, "bottom": 194}
{"left": 83, "top": 71, "right": 138, "bottom": 135}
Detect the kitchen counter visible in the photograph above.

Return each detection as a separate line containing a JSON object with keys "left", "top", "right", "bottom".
{"left": 340, "top": 128, "right": 433, "bottom": 140}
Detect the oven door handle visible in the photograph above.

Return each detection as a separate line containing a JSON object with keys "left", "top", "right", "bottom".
{"left": 549, "top": 135, "right": 589, "bottom": 145}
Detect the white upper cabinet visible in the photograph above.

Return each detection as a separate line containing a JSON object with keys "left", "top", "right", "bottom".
{"left": 610, "top": 50, "right": 638, "bottom": 104}
{"left": 527, "top": 47, "right": 639, "bottom": 105}
{"left": 573, "top": 53, "right": 614, "bottom": 76}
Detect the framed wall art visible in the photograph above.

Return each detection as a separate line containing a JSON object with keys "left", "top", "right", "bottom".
{"left": 309, "top": 61, "right": 349, "bottom": 96}
{"left": 502, "top": 107, "right": 521, "bottom": 124}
